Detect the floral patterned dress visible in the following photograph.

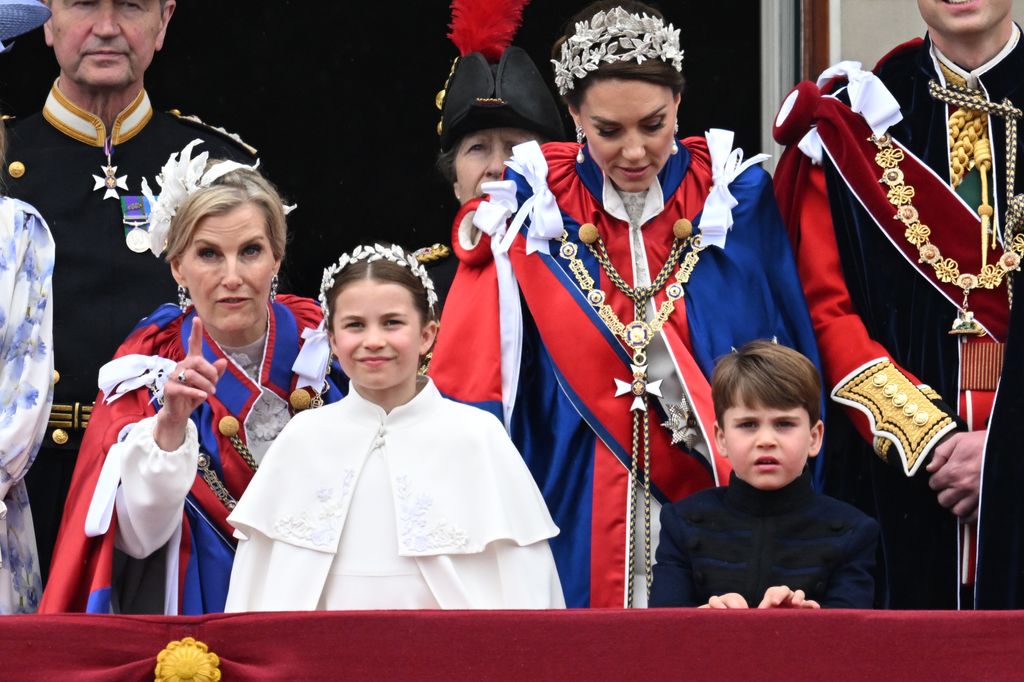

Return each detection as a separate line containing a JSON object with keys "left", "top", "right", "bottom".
{"left": 0, "top": 196, "right": 54, "bottom": 614}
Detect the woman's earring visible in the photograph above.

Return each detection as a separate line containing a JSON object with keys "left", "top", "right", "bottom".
{"left": 269, "top": 274, "right": 279, "bottom": 301}
{"left": 576, "top": 125, "right": 586, "bottom": 164}
{"left": 177, "top": 285, "right": 192, "bottom": 313}
{"left": 671, "top": 121, "right": 679, "bottom": 155}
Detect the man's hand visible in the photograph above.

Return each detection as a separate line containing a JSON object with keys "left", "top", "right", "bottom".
{"left": 926, "top": 430, "right": 986, "bottom": 523}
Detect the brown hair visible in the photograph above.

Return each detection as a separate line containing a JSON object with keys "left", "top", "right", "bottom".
{"left": 163, "top": 162, "right": 287, "bottom": 263}
{"left": 552, "top": 1, "right": 685, "bottom": 110}
{"left": 324, "top": 249, "right": 434, "bottom": 327}
{"left": 711, "top": 341, "right": 822, "bottom": 424}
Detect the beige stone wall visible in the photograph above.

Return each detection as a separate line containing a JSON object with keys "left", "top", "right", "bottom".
{"left": 835, "top": 0, "right": 1024, "bottom": 69}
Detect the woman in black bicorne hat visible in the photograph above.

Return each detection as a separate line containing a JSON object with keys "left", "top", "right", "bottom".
{"left": 417, "top": 0, "right": 564, "bottom": 310}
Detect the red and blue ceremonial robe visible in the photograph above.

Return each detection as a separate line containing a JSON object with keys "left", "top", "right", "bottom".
{"left": 39, "top": 295, "right": 344, "bottom": 614}
{"left": 430, "top": 138, "right": 821, "bottom": 608}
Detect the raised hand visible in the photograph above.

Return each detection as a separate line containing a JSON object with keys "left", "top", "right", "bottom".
{"left": 153, "top": 318, "right": 229, "bottom": 450}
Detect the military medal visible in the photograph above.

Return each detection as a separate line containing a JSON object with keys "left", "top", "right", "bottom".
{"left": 124, "top": 227, "right": 150, "bottom": 253}
{"left": 92, "top": 137, "right": 128, "bottom": 201}
{"left": 121, "top": 195, "right": 154, "bottom": 254}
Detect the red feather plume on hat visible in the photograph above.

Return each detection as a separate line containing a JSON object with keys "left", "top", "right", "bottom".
{"left": 448, "top": 0, "right": 529, "bottom": 62}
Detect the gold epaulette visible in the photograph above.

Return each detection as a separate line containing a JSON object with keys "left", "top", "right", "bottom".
{"left": 833, "top": 359, "right": 957, "bottom": 476}
{"left": 413, "top": 243, "right": 451, "bottom": 264}
{"left": 166, "top": 109, "right": 258, "bottom": 156}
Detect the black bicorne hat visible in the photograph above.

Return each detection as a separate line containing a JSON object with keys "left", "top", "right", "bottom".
{"left": 436, "top": 5, "right": 563, "bottom": 152}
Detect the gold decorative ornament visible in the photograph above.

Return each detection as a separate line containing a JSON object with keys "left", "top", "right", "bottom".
{"left": 154, "top": 636, "right": 221, "bottom": 682}
{"left": 217, "top": 416, "right": 240, "bottom": 437}
{"left": 435, "top": 57, "right": 460, "bottom": 139}
{"left": 413, "top": 243, "right": 451, "bottom": 264}
{"left": 8, "top": 161, "right": 25, "bottom": 178}
{"left": 672, "top": 218, "right": 693, "bottom": 240}
{"left": 870, "top": 132, "right": 1024, "bottom": 335}
{"left": 289, "top": 389, "right": 312, "bottom": 411}
{"left": 557, "top": 223, "right": 705, "bottom": 605}
{"left": 52, "top": 369, "right": 60, "bottom": 385}
{"left": 216, "top": 415, "right": 258, "bottom": 473}
{"left": 577, "top": 222, "right": 599, "bottom": 245}
{"left": 51, "top": 429, "right": 69, "bottom": 445}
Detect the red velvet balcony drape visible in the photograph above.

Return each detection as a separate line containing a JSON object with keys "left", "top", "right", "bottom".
{"left": 3, "top": 609, "right": 1023, "bottom": 680}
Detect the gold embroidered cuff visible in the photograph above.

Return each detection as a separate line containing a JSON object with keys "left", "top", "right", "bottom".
{"left": 833, "top": 360, "right": 956, "bottom": 476}
{"left": 872, "top": 436, "right": 891, "bottom": 463}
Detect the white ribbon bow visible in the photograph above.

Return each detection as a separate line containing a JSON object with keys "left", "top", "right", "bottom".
{"left": 700, "top": 129, "right": 771, "bottom": 249}
{"left": 470, "top": 181, "right": 524, "bottom": 431}
{"left": 499, "top": 140, "right": 565, "bottom": 256}
{"left": 98, "top": 354, "right": 178, "bottom": 404}
{"left": 816, "top": 61, "right": 903, "bottom": 136}
{"left": 292, "top": 322, "right": 332, "bottom": 391}
{"left": 795, "top": 61, "right": 903, "bottom": 165}
{"left": 473, "top": 180, "right": 520, "bottom": 244}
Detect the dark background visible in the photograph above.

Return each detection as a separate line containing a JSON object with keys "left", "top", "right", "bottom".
{"left": 0, "top": 0, "right": 761, "bottom": 296}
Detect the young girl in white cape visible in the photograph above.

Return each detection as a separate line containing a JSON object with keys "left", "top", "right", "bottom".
{"left": 225, "top": 244, "right": 564, "bottom": 610}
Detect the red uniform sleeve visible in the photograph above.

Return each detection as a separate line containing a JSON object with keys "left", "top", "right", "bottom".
{"left": 775, "top": 146, "right": 957, "bottom": 476}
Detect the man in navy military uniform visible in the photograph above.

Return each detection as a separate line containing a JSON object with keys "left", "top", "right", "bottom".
{"left": 3, "top": 0, "right": 256, "bottom": 584}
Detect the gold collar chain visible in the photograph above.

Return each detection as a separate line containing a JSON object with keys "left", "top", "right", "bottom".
{"left": 555, "top": 218, "right": 703, "bottom": 605}
{"left": 870, "top": 132, "right": 1024, "bottom": 334}
{"left": 558, "top": 219, "right": 703, "bottom": 367}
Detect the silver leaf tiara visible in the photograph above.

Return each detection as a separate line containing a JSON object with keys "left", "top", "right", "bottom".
{"left": 319, "top": 243, "right": 439, "bottom": 319}
{"left": 552, "top": 7, "right": 683, "bottom": 96}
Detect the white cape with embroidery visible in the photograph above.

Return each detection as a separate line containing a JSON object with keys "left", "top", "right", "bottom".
{"left": 225, "top": 378, "right": 564, "bottom": 611}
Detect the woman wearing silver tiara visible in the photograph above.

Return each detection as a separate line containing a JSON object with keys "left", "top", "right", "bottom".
{"left": 224, "top": 244, "right": 563, "bottom": 611}
{"left": 0, "top": 0, "right": 54, "bottom": 615}
{"left": 40, "top": 142, "right": 344, "bottom": 615}
{"left": 431, "top": 0, "right": 822, "bottom": 608}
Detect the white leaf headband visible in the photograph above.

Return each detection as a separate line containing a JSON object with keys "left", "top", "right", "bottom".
{"left": 320, "top": 243, "right": 439, "bottom": 319}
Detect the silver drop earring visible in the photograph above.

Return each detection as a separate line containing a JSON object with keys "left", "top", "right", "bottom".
{"left": 671, "top": 121, "right": 679, "bottom": 155}
{"left": 576, "top": 125, "right": 586, "bottom": 164}
{"left": 269, "top": 274, "right": 279, "bottom": 301}
{"left": 177, "top": 285, "right": 192, "bottom": 313}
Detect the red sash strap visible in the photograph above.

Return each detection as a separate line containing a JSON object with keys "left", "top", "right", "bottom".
{"left": 814, "top": 97, "right": 1010, "bottom": 341}
{"left": 510, "top": 244, "right": 716, "bottom": 502}
{"left": 591, "top": 441, "right": 629, "bottom": 608}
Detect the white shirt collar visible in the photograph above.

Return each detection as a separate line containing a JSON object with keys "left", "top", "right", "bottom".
{"left": 601, "top": 174, "right": 665, "bottom": 227}
{"left": 931, "top": 23, "right": 1020, "bottom": 89}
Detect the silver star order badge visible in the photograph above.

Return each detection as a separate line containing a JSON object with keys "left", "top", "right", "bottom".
{"left": 92, "top": 164, "right": 128, "bottom": 200}
{"left": 662, "top": 400, "right": 701, "bottom": 449}
{"left": 614, "top": 363, "right": 663, "bottom": 412}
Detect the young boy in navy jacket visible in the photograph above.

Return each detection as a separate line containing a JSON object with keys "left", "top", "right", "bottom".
{"left": 650, "top": 341, "right": 878, "bottom": 608}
